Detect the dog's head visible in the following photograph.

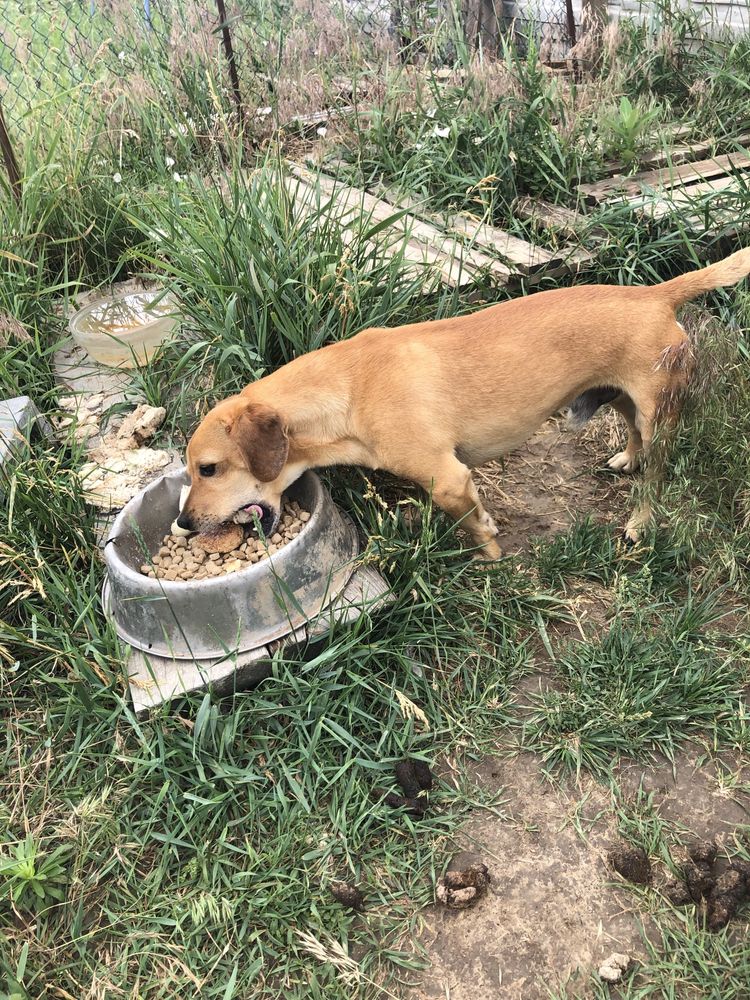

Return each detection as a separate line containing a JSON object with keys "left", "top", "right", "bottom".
{"left": 177, "top": 396, "right": 290, "bottom": 535}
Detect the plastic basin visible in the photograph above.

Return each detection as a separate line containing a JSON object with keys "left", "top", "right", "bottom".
{"left": 70, "top": 290, "right": 180, "bottom": 368}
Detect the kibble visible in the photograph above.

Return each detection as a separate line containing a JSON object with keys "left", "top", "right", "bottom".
{"left": 140, "top": 500, "right": 309, "bottom": 582}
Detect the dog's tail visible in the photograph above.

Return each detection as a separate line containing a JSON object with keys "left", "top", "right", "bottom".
{"left": 660, "top": 248, "right": 750, "bottom": 308}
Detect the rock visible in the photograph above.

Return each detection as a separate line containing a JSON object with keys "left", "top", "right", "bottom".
{"left": 598, "top": 952, "right": 632, "bottom": 983}
{"left": 79, "top": 447, "right": 172, "bottom": 509}
{"left": 114, "top": 403, "right": 166, "bottom": 449}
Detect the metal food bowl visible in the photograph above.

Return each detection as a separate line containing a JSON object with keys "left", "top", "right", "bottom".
{"left": 103, "top": 468, "right": 360, "bottom": 661}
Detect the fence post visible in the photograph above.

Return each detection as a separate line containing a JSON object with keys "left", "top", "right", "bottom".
{"left": 565, "top": 0, "right": 577, "bottom": 48}
{"left": 0, "top": 96, "right": 21, "bottom": 204}
{"left": 215, "top": 0, "right": 244, "bottom": 126}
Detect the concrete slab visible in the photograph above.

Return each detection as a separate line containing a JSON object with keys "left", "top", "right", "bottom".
{"left": 52, "top": 338, "right": 136, "bottom": 410}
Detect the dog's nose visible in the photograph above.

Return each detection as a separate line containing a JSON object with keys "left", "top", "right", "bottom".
{"left": 176, "top": 511, "right": 194, "bottom": 531}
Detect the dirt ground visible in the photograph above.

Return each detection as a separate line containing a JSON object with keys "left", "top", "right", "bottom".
{"left": 416, "top": 752, "right": 750, "bottom": 1000}
{"left": 414, "top": 414, "right": 750, "bottom": 999}
{"left": 475, "top": 410, "right": 629, "bottom": 554}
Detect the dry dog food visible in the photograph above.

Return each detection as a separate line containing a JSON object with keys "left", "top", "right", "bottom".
{"left": 139, "top": 500, "right": 310, "bottom": 581}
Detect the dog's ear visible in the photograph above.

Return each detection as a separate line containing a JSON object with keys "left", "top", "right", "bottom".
{"left": 228, "top": 403, "right": 289, "bottom": 482}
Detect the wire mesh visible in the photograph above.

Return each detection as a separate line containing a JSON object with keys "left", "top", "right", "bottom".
{"left": 0, "top": 0, "right": 577, "bottom": 175}
{"left": 0, "top": 1, "right": 222, "bottom": 135}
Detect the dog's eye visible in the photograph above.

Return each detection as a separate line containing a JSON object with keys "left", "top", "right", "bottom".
{"left": 199, "top": 463, "right": 217, "bottom": 478}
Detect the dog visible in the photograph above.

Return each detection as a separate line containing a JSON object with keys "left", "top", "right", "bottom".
{"left": 177, "top": 249, "right": 750, "bottom": 559}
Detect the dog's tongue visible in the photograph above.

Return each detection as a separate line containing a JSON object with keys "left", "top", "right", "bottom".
{"left": 244, "top": 504, "right": 264, "bottom": 518}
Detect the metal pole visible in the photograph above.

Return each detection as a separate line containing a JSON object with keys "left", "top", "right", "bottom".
{"left": 215, "top": 0, "right": 244, "bottom": 126}
{"left": 0, "top": 97, "right": 21, "bottom": 204}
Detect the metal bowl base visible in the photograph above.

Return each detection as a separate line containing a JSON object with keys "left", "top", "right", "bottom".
{"left": 123, "top": 564, "right": 390, "bottom": 717}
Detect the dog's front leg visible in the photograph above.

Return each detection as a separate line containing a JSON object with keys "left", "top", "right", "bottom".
{"left": 415, "top": 456, "right": 502, "bottom": 560}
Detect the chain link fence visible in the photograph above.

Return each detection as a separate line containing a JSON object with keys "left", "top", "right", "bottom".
{"left": 0, "top": 1, "right": 224, "bottom": 134}
{"left": 499, "top": 0, "right": 578, "bottom": 62}
{"left": 0, "top": 0, "right": 578, "bottom": 192}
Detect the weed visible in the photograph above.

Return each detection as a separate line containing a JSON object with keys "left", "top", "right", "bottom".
{"left": 599, "top": 95, "right": 664, "bottom": 166}
{"left": 0, "top": 836, "right": 68, "bottom": 912}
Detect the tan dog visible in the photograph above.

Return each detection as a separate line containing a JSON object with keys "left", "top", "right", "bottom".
{"left": 178, "top": 249, "right": 750, "bottom": 558}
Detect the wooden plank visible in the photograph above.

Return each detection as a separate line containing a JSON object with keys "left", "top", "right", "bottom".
{"left": 598, "top": 138, "right": 717, "bottom": 178}
{"left": 440, "top": 214, "right": 562, "bottom": 274}
{"left": 371, "top": 182, "right": 560, "bottom": 275}
{"left": 632, "top": 174, "right": 749, "bottom": 221}
{"left": 288, "top": 164, "right": 592, "bottom": 285}
{"left": 300, "top": 169, "right": 515, "bottom": 286}
{"left": 645, "top": 205, "right": 750, "bottom": 238}
{"left": 286, "top": 167, "right": 512, "bottom": 288}
{"left": 326, "top": 169, "right": 590, "bottom": 277}
{"left": 513, "top": 196, "right": 586, "bottom": 238}
{"left": 284, "top": 176, "right": 454, "bottom": 286}
{"left": 579, "top": 150, "right": 750, "bottom": 205}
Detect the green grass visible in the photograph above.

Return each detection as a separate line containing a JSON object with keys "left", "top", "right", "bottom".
{"left": 3, "top": 3, "right": 750, "bottom": 996}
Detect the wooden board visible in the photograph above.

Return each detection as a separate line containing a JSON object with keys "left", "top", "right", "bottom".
{"left": 286, "top": 166, "right": 513, "bottom": 288}
{"left": 287, "top": 164, "right": 593, "bottom": 287}
{"left": 372, "top": 182, "right": 563, "bottom": 275}
{"left": 440, "top": 214, "right": 562, "bottom": 274}
{"left": 632, "top": 173, "right": 750, "bottom": 222}
{"left": 513, "top": 196, "right": 587, "bottom": 238}
{"left": 579, "top": 151, "right": 750, "bottom": 205}
{"left": 598, "top": 139, "right": 717, "bottom": 178}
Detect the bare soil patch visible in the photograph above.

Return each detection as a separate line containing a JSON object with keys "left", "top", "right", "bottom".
{"left": 416, "top": 754, "right": 644, "bottom": 1000}
{"left": 415, "top": 752, "right": 750, "bottom": 999}
{"left": 616, "top": 751, "right": 750, "bottom": 842}
{"left": 476, "top": 412, "right": 631, "bottom": 554}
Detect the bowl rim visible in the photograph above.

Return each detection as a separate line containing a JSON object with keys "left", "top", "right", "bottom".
{"left": 104, "top": 469, "right": 325, "bottom": 592}
{"left": 70, "top": 288, "right": 179, "bottom": 333}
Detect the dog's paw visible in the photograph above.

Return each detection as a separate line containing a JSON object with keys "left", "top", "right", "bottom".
{"left": 472, "top": 546, "right": 503, "bottom": 563}
{"left": 621, "top": 526, "right": 640, "bottom": 547}
{"left": 607, "top": 451, "right": 640, "bottom": 474}
{"left": 479, "top": 510, "right": 500, "bottom": 536}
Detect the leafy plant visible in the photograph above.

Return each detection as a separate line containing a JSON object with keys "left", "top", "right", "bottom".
{"left": 0, "top": 836, "right": 68, "bottom": 912}
{"left": 600, "top": 95, "right": 663, "bottom": 166}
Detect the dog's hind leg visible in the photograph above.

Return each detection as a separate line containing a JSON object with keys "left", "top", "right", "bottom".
{"left": 622, "top": 407, "right": 655, "bottom": 544}
{"left": 413, "top": 455, "right": 502, "bottom": 560}
{"left": 607, "top": 393, "right": 644, "bottom": 474}
{"left": 622, "top": 338, "right": 694, "bottom": 544}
